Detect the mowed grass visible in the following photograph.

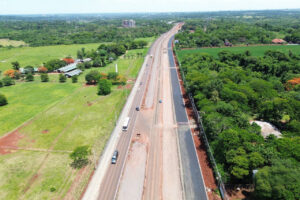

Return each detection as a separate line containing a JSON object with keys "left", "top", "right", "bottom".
{"left": 0, "top": 39, "right": 27, "bottom": 47}
{"left": 177, "top": 45, "right": 300, "bottom": 59}
{"left": 0, "top": 79, "right": 79, "bottom": 136}
{"left": 0, "top": 47, "right": 148, "bottom": 199}
{"left": 0, "top": 43, "right": 100, "bottom": 72}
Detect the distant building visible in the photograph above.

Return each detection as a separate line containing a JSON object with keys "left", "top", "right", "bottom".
{"left": 57, "top": 63, "right": 77, "bottom": 73}
{"left": 122, "top": 20, "right": 136, "bottom": 28}
{"left": 272, "top": 39, "right": 286, "bottom": 44}
{"left": 65, "top": 69, "right": 82, "bottom": 78}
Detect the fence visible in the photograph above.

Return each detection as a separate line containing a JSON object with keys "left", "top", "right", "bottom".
{"left": 173, "top": 46, "right": 228, "bottom": 200}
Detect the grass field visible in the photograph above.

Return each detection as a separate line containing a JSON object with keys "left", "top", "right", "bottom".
{"left": 0, "top": 39, "right": 27, "bottom": 47}
{"left": 0, "top": 43, "right": 101, "bottom": 72}
{"left": 0, "top": 40, "right": 151, "bottom": 199}
{"left": 177, "top": 45, "right": 300, "bottom": 59}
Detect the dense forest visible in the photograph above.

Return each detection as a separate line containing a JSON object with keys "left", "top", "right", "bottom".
{"left": 175, "top": 11, "right": 300, "bottom": 48}
{"left": 0, "top": 16, "right": 171, "bottom": 46}
{"left": 178, "top": 49, "right": 300, "bottom": 199}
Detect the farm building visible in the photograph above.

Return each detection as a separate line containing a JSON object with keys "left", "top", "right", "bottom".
{"left": 57, "top": 63, "right": 77, "bottom": 73}
{"left": 64, "top": 69, "right": 82, "bottom": 78}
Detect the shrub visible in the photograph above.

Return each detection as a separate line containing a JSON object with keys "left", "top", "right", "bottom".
{"left": 0, "top": 93, "right": 7, "bottom": 106}
{"left": 98, "top": 79, "right": 112, "bottom": 95}
{"left": 59, "top": 74, "right": 66, "bottom": 83}
{"left": 0, "top": 80, "right": 2, "bottom": 88}
{"left": 2, "top": 76, "right": 14, "bottom": 86}
{"left": 72, "top": 75, "right": 78, "bottom": 83}
{"left": 25, "top": 73, "right": 34, "bottom": 82}
{"left": 40, "top": 73, "right": 49, "bottom": 82}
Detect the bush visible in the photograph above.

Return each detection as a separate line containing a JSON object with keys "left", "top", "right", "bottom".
{"left": 98, "top": 79, "right": 112, "bottom": 95}
{"left": 0, "top": 80, "right": 2, "bottom": 88}
{"left": 40, "top": 73, "right": 49, "bottom": 82}
{"left": 72, "top": 75, "right": 78, "bottom": 83}
{"left": 2, "top": 76, "right": 14, "bottom": 86}
{"left": 85, "top": 70, "right": 100, "bottom": 85}
{"left": 25, "top": 73, "right": 34, "bottom": 82}
{"left": 59, "top": 74, "right": 66, "bottom": 83}
{"left": 0, "top": 93, "right": 7, "bottom": 106}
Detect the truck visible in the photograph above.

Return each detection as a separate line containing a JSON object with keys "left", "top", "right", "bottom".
{"left": 122, "top": 117, "right": 130, "bottom": 131}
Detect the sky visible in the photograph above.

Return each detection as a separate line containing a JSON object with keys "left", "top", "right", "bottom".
{"left": 0, "top": 0, "right": 300, "bottom": 15}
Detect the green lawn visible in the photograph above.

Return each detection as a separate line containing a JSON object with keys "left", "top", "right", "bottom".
{"left": 0, "top": 79, "right": 79, "bottom": 136}
{"left": 0, "top": 43, "right": 100, "bottom": 72}
{"left": 177, "top": 45, "right": 300, "bottom": 59}
{"left": 0, "top": 45, "right": 148, "bottom": 199}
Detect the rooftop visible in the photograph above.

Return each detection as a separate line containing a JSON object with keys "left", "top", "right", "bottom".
{"left": 58, "top": 63, "right": 77, "bottom": 73}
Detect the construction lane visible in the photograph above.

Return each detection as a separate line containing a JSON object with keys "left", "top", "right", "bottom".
{"left": 168, "top": 35, "right": 208, "bottom": 200}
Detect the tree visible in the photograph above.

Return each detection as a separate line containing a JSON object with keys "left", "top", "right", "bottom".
{"left": 45, "top": 59, "right": 67, "bottom": 72}
{"left": 11, "top": 61, "right": 20, "bottom": 70}
{"left": 70, "top": 146, "right": 90, "bottom": 169}
{"left": 0, "top": 93, "right": 7, "bottom": 106}
{"left": 59, "top": 74, "right": 66, "bottom": 83}
{"left": 4, "top": 69, "right": 18, "bottom": 78}
{"left": 85, "top": 70, "right": 100, "bottom": 85}
{"left": 40, "top": 73, "right": 49, "bottom": 82}
{"left": 98, "top": 79, "right": 112, "bottom": 95}
{"left": 72, "top": 75, "right": 78, "bottom": 83}
{"left": 25, "top": 73, "right": 34, "bottom": 82}
{"left": 254, "top": 159, "right": 300, "bottom": 200}
{"left": 107, "top": 72, "right": 118, "bottom": 80}
{"left": 24, "top": 66, "right": 34, "bottom": 74}
{"left": 38, "top": 66, "right": 48, "bottom": 73}
{"left": 2, "top": 76, "right": 14, "bottom": 86}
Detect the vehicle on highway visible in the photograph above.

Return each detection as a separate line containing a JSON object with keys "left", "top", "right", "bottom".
{"left": 159, "top": 99, "right": 162, "bottom": 103}
{"left": 136, "top": 106, "right": 140, "bottom": 111}
{"left": 111, "top": 150, "right": 119, "bottom": 164}
{"left": 122, "top": 117, "right": 130, "bottom": 131}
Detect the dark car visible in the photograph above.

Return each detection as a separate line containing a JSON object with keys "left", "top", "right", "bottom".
{"left": 136, "top": 106, "right": 140, "bottom": 111}
{"left": 111, "top": 150, "right": 119, "bottom": 164}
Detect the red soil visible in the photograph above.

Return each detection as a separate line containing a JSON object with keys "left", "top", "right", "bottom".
{"left": 0, "top": 131, "right": 24, "bottom": 155}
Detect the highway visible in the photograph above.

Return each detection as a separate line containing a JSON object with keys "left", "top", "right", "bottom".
{"left": 168, "top": 36, "right": 208, "bottom": 200}
{"left": 83, "top": 24, "right": 207, "bottom": 200}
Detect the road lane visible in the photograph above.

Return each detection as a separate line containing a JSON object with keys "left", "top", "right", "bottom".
{"left": 168, "top": 35, "right": 208, "bottom": 200}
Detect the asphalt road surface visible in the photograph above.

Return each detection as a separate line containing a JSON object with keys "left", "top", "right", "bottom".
{"left": 168, "top": 36, "right": 208, "bottom": 200}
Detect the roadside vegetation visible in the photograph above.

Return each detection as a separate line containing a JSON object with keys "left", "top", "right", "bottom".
{"left": 177, "top": 48, "right": 300, "bottom": 199}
